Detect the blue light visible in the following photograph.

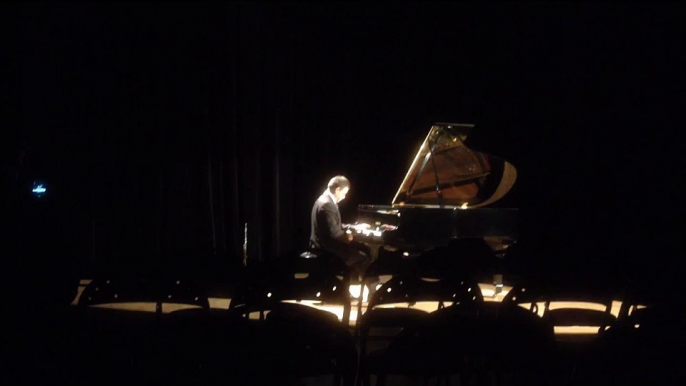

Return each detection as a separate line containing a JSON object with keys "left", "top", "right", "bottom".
{"left": 32, "top": 181, "right": 47, "bottom": 196}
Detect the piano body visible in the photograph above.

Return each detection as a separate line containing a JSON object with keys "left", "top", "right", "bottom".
{"left": 352, "top": 122, "right": 518, "bottom": 257}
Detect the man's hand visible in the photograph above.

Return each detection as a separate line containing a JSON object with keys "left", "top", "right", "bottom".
{"left": 350, "top": 223, "right": 371, "bottom": 232}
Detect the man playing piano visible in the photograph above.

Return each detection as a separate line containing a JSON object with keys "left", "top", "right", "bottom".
{"left": 310, "top": 176, "right": 377, "bottom": 295}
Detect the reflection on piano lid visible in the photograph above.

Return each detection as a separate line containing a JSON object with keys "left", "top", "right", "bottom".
{"left": 355, "top": 122, "right": 518, "bottom": 254}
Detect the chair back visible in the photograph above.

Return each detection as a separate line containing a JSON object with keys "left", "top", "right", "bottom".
{"left": 368, "top": 274, "right": 483, "bottom": 312}
{"left": 157, "top": 278, "right": 210, "bottom": 312}
{"left": 78, "top": 277, "right": 158, "bottom": 308}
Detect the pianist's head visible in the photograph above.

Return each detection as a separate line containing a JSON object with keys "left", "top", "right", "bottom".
{"left": 328, "top": 175, "right": 350, "bottom": 203}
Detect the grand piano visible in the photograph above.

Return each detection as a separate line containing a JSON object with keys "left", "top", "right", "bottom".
{"left": 350, "top": 122, "right": 519, "bottom": 258}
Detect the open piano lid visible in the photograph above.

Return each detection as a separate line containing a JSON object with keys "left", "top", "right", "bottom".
{"left": 392, "top": 123, "right": 517, "bottom": 208}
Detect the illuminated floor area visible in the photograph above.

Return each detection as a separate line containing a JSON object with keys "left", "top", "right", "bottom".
{"left": 71, "top": 279, "right": 635, "bottom": 334}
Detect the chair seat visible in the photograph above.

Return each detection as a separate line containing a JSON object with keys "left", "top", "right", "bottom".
{"left": 267, "top": 302, "right": 341, "bottom": 326}
{"left": 361, "top": 307, "right": 429, "bottom": 329}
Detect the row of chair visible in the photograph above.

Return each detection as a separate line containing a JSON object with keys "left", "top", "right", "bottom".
{"left": 63, "top": 241, "right": 680, "bottom": 386}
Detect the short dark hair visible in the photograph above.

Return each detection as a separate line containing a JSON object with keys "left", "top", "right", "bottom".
{"left": 327, "top": 175, "right": 350, "bottom": 192}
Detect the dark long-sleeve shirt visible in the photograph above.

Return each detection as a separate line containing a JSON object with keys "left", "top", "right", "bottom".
{"left": 309, "top": 191, "right": 348, "bottom": 257}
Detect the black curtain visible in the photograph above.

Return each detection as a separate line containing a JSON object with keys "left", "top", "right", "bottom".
{"left": 5, "top": 2, "right": 684, "bottom": 284}
{"left": 6, "top": 2, "right": 372, "bottom": 276}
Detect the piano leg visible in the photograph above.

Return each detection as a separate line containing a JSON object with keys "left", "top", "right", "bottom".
{"left": 493, "top": 273, "right": 503, "bottom": 296}
{"left": 493, "top": 252, "right": 505, "bottom": 297}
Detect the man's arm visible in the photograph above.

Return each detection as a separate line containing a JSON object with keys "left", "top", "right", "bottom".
{"left": 321, "top": 201, "right": 346, "bottom": 240}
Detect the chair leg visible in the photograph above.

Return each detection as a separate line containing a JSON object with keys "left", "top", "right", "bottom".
{"left": 356, "top": 295, "right": 364, "bottom": 328}
{"left": 356, "top": 279, "right": 369, "bottom": 322}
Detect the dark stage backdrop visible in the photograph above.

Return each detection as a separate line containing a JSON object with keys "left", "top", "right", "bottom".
{"left": 3, "top": 2, "right": 684, "bottom": 285}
